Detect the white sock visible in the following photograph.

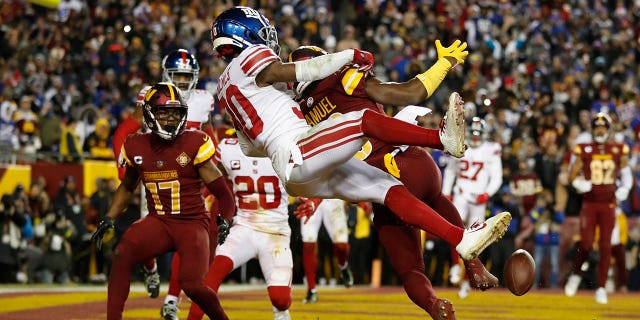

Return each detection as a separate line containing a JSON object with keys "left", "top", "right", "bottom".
{"left": 164, "top": 295, "right": 178, "bottom": 304}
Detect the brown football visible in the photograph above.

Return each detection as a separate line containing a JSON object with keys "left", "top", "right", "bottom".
{"left": 503, "top": 249, "right": 536, "bottom": 296}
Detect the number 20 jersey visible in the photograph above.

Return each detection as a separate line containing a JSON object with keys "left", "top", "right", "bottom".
{"left": 119, "top": 130, "right": 215, "bottom": 219}
{"left": 215, "top": 138, "right": 290, "bottom": 236}
{"left": 573, "top": 142, "right": 629, "bottom": 202}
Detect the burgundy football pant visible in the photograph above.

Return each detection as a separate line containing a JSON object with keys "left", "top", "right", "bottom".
{"left": 107, "top": 215, "right": 226, "bottom": 320}
{"left": 571, "top": 201, "right": 615, "bottom": 287}
{"left": 367, "top": 146, "right": 464, "bottom": 312}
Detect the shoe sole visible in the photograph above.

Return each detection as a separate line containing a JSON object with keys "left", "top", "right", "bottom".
{"left": 443, "top": 92, "right": 466, "bottom": 158}
{"left": 464, "top": 212, "right": 511, "bottom": 260}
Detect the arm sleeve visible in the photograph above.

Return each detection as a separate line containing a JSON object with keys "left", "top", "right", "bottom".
{"left": 295, "top": 50, "right": 354, "bottom": 82}
{"left": 113, "top": 117, "right": 142, "bottom": 179}
{"left": 486, "top": 151, "right": 504, "bottom": 197}
{"left": 441, "top": 158, "right": 457, "bottom": 196}
{"left": 205, "top": 176, "right": 236, "bottom": 221}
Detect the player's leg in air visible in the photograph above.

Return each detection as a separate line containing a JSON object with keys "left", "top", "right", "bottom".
{"left": 287, "top": 111, "right": 511, "bottom": 264}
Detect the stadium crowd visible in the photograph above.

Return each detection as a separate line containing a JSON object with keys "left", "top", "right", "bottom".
{"left": 1, "top": 0, "right": 640, "bottom": 299}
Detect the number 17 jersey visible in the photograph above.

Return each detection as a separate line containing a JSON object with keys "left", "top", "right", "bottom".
{"left": 119, "top": 130, "right": 216, "bottom": 220}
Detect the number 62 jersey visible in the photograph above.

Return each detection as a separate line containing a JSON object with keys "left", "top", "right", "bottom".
{"left": 214, "top": 137, "right": 291, "bottom": 236}
{"left": 573, "top": 141, "right": 629, "bottom": 202}
{"left": 119, "top": 130, "right": 215, "bottom": 220}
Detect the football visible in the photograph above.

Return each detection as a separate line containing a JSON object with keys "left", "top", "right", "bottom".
{"left": 503, "top": 249, "right": 536, "bottom": 296}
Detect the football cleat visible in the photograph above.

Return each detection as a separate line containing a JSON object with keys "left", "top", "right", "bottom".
{"left": 160, "top": 301, "right": 179, "bottom": 320}
{"left": 455, "top": 212, "right": 511, "bottom": 260}
{"left": 302, "top": 289, "right": 318, "bottom": 304}
{"left": 564, "top": 274, "right": 581, "bottom": 297}
{"left": 341, "top": 266, "right": 354, "bottom": 288}
{"left": 272, "top": 306, "right": 291, "bottom": 320}
{"left": 465, "top": 258, "right": 499, "bottom": 290}
{"left": 143, "top": 268, "right": 161, "bottom": 298}
{"left": 449, "top": 264, "right": 462, "bottom": 285}
{"left": 440, "top": 92, "right": 467, "bottom": 158}
{"left": 428, "top": 298, "right": 456, "bottom": 320}
{"left": 458, "top": 280, "right": 470, "bottom": 299}
{"left": 595, "top": 287, "right": 608, "bottom": 304}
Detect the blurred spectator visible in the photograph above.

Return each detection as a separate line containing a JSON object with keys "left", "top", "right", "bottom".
{"left": 83, "top": 117, "right": 114, "bottom": 159}
{"left": 37, "top": 209, "right": 74, "bottom": 284}
{"left": 530, "top": 191, "right": 565, "bottom": 288}
{"left": 13, "top": 95, "right": 42, "bottom": 158}
{"left": 60, "top": 118, "right": 82, "bottom": 162}
{"left": 53, "top": 175, "right": 89, "bottom": 283}
{"left": 0, "top": 194, "right": 27, "bottom": 283}
{"left": 88, "top": 177, "right": 115, "bottom": 279}
{"left": 487, "top": 185, "right": 521, "bottom": 285}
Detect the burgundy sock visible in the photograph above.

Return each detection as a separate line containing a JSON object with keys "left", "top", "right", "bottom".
{"left": 384, "top": 185, "right": 463, "bottom": 245}
{"left": 303, "top": 242, "right": 318, "bottom": 290}
{"left": 361, "top": 109, "right": 443, "bottom": 149}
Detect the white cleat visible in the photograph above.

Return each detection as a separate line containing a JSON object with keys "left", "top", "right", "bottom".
{"left": 449, "top": 264, "right": 462, "bottom": 285}
{"left": 273, "top": 306, "right": 291, "bottom": 320}
{"left": 458, "top": 280, "right": 471, "bottom": 299}
{"left": 440, "top": 92, "right": 467, "bottom": 158}
{"left": 564, "top": 274, "right": 581, "bottom": 297}
{"left": 595, "top": 287, "right": 608, "bottom": 304}
{"left": 455, "top": 212, "right": 511, "bottom": 260}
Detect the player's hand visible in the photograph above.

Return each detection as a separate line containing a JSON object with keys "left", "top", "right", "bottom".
{"left": 91, "top": 216, "right": 114, "bottom": 251}
{"left": 295, "top": 197, "right": 322, "bottom": 224}
{"left": 571, "top": 177, "right": 592, "bottom": 194}
{"left": 217, "top": 215, "right": 232, "bottom": 245}
{"left": 436, "top": 39, "right": 469, "bottom": 65}
{"left": 615, "top": 187, "right": 630, "bottom": 201}
{"left": 352, "top": 49, "right": 374, "bottom": 72}
{"left": 476, "top": 193, "right": 490, "bottom": 204}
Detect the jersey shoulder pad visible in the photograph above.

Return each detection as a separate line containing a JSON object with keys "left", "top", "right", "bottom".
{"left": 239, "top": 45, "right": 280, "bottom": 77}
{"left": 339, "top": 67, "right": 366, "bottom": 96}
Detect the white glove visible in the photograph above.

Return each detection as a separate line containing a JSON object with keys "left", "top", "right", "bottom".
{"left": 394, "top": 106, "right": 432, "bottom": 152}
{"left": 615, "top": 187, "right": 630, "bottom": 201}
{"left": 572, "top": 177, "right": 592, "bottom": 194}
{"left": 393, "top": 105, "right": 432, "bottom": 125}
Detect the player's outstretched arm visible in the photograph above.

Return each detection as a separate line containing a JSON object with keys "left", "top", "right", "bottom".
{"left": 364, "top": 39, "right": 468, "bottom": 105}
{"left": 256, "top": 49, "right": 373, "bottom": 86}
{"left": 200, "top": 159, "right": 236, "bottom": 222}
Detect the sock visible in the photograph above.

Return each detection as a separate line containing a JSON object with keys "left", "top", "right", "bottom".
{"left": 167, "top": 253, "right": 181, "bottom": 297}
{"left": 186, "top": 255, "right": 234, "bottom": 320}
{"left": 164, "top": 294, "right": 178, "bottom": 304}
{"left": 302, "top": 242, "right": 318, "bottom": 290}
{"left": 384, "top": 185, "right": 463, "bottom": 246}
{"left": 361, "top": 109, "right": 443, "bottom": 149}
{"left": 333, "top": 243, "right": 350, "bottom": 268}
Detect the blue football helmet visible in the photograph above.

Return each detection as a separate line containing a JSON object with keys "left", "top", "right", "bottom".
{"left": 161, "top": 49, "right": 199, "bottom": 99}
{"left": 211, "top": 6, "right": 280, "bottom": 61}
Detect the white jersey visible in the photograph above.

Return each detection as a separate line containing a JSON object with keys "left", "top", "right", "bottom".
{"left": 185, "top": 89, "right": 214, "bottom": 128}
{"left": 215, "top": 137, "right": 290, "bottom": 236}
{"left": 443, "top": 141, "right": 503, "bottom": 203}
{"left": 217, "top": 44, "right": 310, "bottom": 181}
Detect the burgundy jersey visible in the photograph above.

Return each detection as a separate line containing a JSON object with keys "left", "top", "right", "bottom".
{"left": 120, "top": 130, "right": 216, "bottom": 219}
{"left": 573, "top": 142, "right": 629, "bottom": 202}
{"left": 296, "top": 67, "right": 384, "bottom": 124}
{"left": 297, "top": 67, "right": 390, "bottom": 154}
